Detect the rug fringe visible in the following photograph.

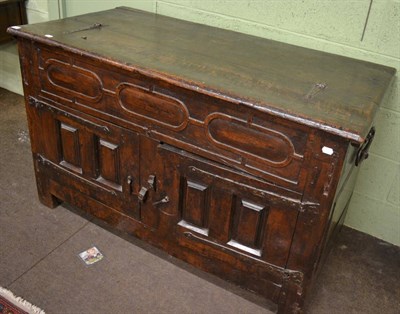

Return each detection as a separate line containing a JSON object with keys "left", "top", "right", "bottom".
{"left": 0, "top": 287, "right": 45, "bottom": 314}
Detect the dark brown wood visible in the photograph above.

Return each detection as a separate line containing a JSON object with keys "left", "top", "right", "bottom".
{"left": 8, "top": 8, "right": 395, "bottom": 314}
{"left": 0, "top": 0, "right": 27, "bottom": 44}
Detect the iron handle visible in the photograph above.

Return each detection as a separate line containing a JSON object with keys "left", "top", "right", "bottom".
{"left": 355, "top": 127, "right": 375, "bottom": 167}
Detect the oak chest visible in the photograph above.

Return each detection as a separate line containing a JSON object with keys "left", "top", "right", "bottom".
{"left": 8, "top": 7, "right": 395, "bottom": 313}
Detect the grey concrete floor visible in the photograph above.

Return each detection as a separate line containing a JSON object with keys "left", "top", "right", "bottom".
{"left": 0, "top": 87, "right": 399, "bottom": 314}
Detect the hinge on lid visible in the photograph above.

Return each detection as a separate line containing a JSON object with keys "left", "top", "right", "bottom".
{"left": 63, "top": 23, "right": 104, "bottom": 34}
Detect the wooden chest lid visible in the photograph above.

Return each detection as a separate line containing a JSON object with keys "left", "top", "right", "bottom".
{"left": 8, "top": 7, "right": 396, "bottom": 143}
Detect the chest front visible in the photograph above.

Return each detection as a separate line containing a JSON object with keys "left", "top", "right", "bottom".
{"left": 9, "top": 8, "right": 395, "bottom": 313}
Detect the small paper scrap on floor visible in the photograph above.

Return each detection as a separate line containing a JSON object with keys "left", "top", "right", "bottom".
{"left": 78, "top": 246, "right": 104, "bottom": 265}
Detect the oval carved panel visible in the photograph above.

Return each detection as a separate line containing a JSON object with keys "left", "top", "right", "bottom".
{"left": 205, "top": 113, "right": 295, "bottom": 167}
{"left": 117, "top": 83, "right": 189, "bottom": 131}
{"left": 45, "top": 59, "right": 103, "bottom": 102}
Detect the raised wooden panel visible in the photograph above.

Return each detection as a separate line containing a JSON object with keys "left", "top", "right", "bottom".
{"left": 96, "top": 138, "right": 121, "bottom": 190}
{"left": 59, "top": 122, "right": 82, "bottom": 173}
{"left": 178, "top": 178, "right": 210, "bottom": 235}
{"left": 43, "top": 58, "right": 103, "bottom": 102}
{"left": 117, "top": 83, "right": 189, "bottom": 131}
{"left": 206, "top": 113, "right": 295, "bottom": 167}
{"left": 228, "top": 198, "right": 267, "bottom": 257}
{"left": 30, "top": 99, "right": 141, "bottom": 219}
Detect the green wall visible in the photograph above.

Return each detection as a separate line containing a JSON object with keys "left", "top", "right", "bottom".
{"left": 1, "top": 0, "right": 399, "bottom": 245}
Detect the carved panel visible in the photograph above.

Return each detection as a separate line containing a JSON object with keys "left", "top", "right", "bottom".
{"left": 58, "top": 122, "right": 82, "bottom": 173}
{"left": 117, "top": 83, "right": 189, "bottom": 131}
{"left": 178, "top": 178, "right": 210, "bottom": 236}
{"left": 44, "top": 59, "right": 103, "bottom": 102}
{"left": 95, "top": 138, "right": 121, "bottom": 190}
{"left": 206, "top": 113, "right": 295, "bottom": 167}
{"left": 228, "top": 198, "right": 268, "bottom": 256}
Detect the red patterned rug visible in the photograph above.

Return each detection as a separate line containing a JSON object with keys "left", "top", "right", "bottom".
{"left": 0, "top": 287, "right": 45, "bottom": 314}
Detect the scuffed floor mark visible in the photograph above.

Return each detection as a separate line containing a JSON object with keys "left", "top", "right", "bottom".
{"left": 17, "top": 129, "right": 30, "bottom": 144}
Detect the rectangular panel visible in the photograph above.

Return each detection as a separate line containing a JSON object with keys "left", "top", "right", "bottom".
{"left": 96, "top": 138, "right": 121, "bottom": 189}
{"left": 228, "top": 198, "right": 267, "bottom": 256}
{"left": 179, "top": 178, "right": 210, "bottom": 235}
{"left": 59, "top": 122, "right": 82, "bottom": 173}
{"left": 159, "top": 142, "right": 301, "bottom": 268}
